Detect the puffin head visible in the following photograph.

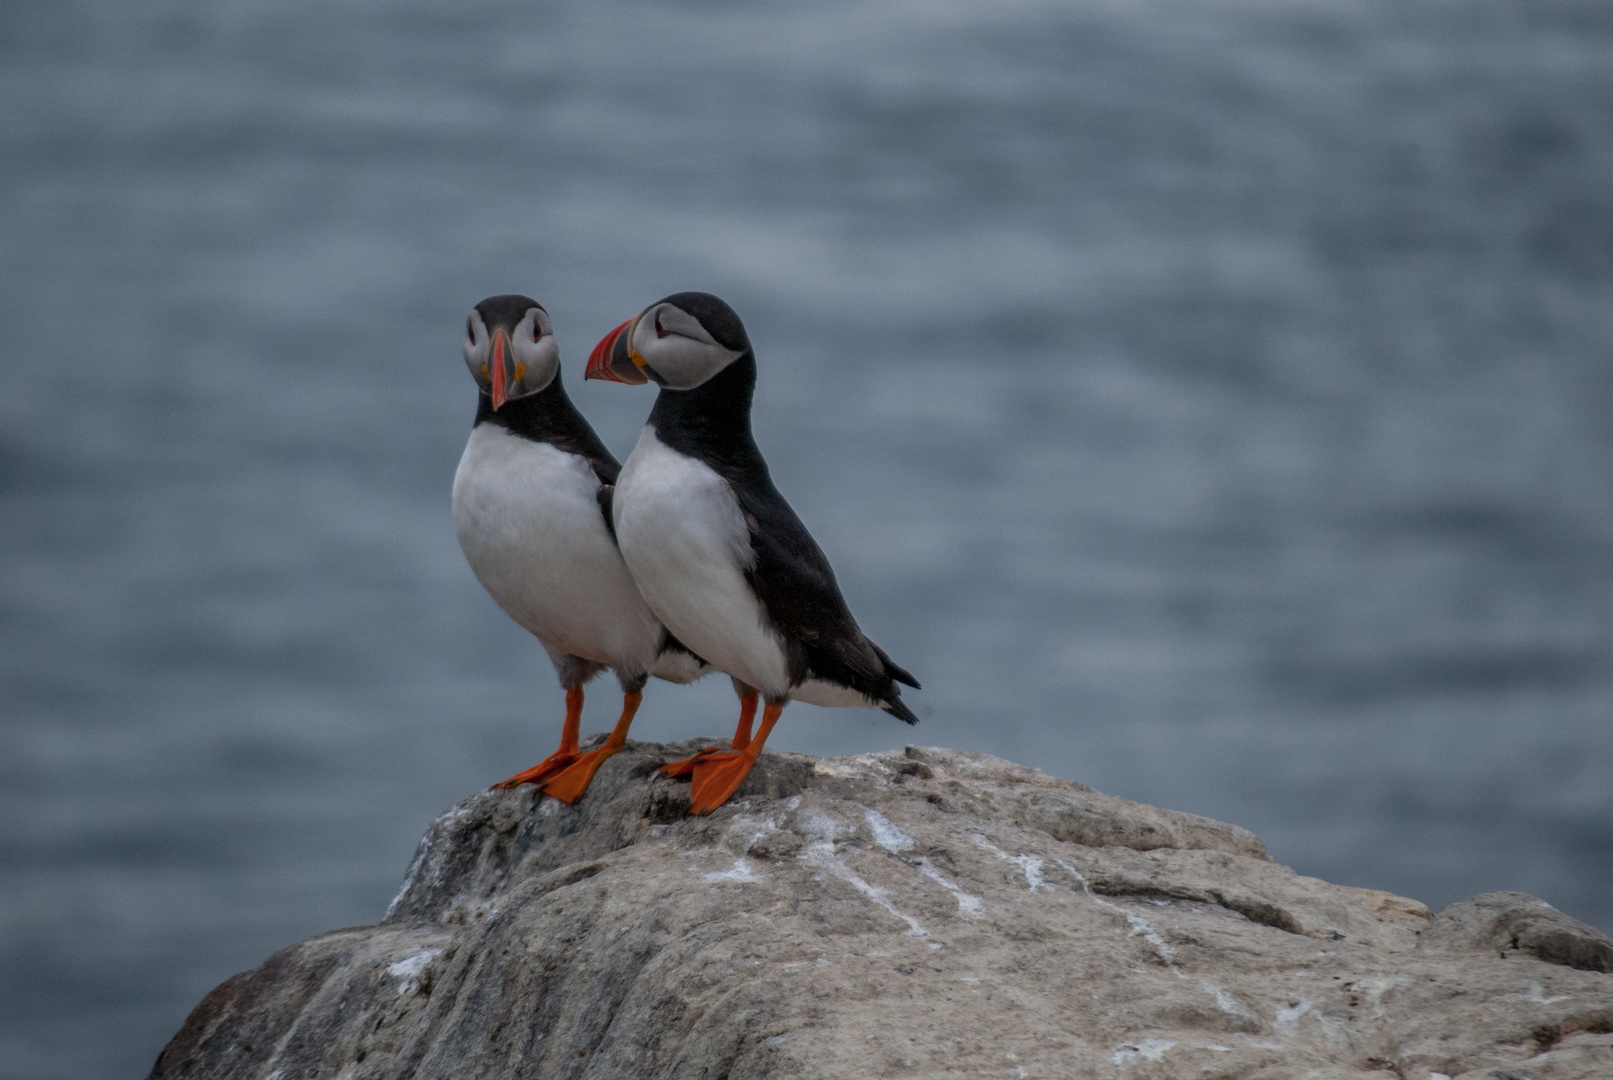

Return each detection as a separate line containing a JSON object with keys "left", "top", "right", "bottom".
{"left": 585, "top": 291, "right": 750, "bottom": 390}
{"left": 463, "top": 294, "right": 559, "bottom": 410}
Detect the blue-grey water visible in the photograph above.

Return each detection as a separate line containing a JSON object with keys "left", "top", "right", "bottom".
{"left": 3, "top": 0, "right": 1612, "bottom": 1075}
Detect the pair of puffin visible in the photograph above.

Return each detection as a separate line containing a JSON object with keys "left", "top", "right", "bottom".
{"left": 452, "top": 292, "right": 917, "bottom": 814}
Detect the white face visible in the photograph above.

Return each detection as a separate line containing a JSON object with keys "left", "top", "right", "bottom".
{"left": 463, "top": 305, "right": 560, "bottom": 401}
{"left": 624, "top": 302, "right": 745, "bottom": 390}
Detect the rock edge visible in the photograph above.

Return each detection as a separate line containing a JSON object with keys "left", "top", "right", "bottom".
{"left": 150, "top": 741, "right": 1613, "bottom": 1080}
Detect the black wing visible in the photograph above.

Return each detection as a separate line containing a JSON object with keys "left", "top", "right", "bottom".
{"left": 734, "top": 479, "right": 920, "bottom": 722}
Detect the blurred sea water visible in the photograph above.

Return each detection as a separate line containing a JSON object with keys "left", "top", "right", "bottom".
{"left": 2, "top": 0, "right": 1612, "bottom": 1075}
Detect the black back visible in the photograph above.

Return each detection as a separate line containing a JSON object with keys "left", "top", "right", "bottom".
{"left": 647, "top": 349, "right": 920, "bottom": 719}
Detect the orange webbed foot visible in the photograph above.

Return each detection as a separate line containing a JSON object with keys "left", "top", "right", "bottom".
{"left": 688, "top": 749, "right": 763, "bottom": 814}
{"left": 496, "top": 684, "right": 586, "bottom": 790}
{"left": 658, "top": 746, "right": 724, "bottom": 779}
{"left": 492, "top": 749, "right": 579, "bottom": 790}
{"left": 686, "top": 700, "right": 783, "bottom": 814}
{"left": 539, "top": 689, "right": 642, "bottom": 805}
{"left": 663, "top": 688, "right": 760, "bottom": 783}
{"left": 540, "top": 744, "right": 622, "bottom": 804}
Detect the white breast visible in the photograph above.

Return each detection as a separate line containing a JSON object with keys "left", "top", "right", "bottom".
{"left": 613, "top": 426, "right": 792, "bottom": 698}
{"left": 452, "top": 424, "right": 664, "bottom": 674}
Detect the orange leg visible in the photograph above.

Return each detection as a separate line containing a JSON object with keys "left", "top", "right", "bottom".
{"left": 659, "top": 687, "right": 758, "bottom": 778}
{"left": 732, "top": 691, "right": 757, "bottom": 751}
{"left": 540, "top": 690, "right": 642, "bottom": 805}
{"left": 493, "top": 686, "right": 584, "bottom": 789}
{"left": 688, "top": 700, "right": 784, "bottom": 815}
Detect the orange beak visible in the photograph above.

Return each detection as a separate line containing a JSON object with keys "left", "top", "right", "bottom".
{"left": 585, "top": 317, "right": 650, "bottom": 384}
{"left": 489, "top": 327, "right": 513, "bottom": 410}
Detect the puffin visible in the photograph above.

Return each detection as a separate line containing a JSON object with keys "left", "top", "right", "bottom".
{"left": 584, "top": 291, "right": 919, "bottom": 814}
{"left": 452, "top": 294, "right": 706, "bottom": 803}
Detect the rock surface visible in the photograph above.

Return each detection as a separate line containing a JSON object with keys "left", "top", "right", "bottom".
{"left": 150, "top": 741, "right": 1613, "bottom": 1080}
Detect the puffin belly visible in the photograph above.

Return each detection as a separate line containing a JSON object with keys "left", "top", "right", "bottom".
{"left": 615, "top": 426, "right": 791, "bottom": 698}
{"left": 650, "top": 649, "right": 708, "bottom": 685}
{"left": 453, "top": 425, "right": 662, "bottom": 673}
{"left": 790, "top": 678, "right": 881, "bottom": 710}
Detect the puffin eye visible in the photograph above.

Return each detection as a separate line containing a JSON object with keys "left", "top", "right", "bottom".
{"left": 532, "top": 321, "right": 542, "bottom": 341}
{"left": 467, "top": 318, "right": 476, "bottom": 343}
{"left": 654, "top": 313, "right": 668, "bottom": 338}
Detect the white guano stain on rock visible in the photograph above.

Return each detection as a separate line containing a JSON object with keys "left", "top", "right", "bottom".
{"left": 1359, "top": 974, "right": 1408, "bottom": 1010}
{"left": 1056, "top": 859, "right": 1177, "bottom": 963}
{"left": 1059, "top": 857, "right": 1269, "bottom": 1026}
{"left": 704, "top": 858, "right": 762, "bottom": 883}
{"left": 1525, "top": 981, "right": 1571, "bottom": 1004}
{"left": 863, "top": 808, "right": 915, "bottom": 852}
{"left": 385, "top": 846, "right": 429, "bottom": 919}
{"left": 798, "top": 807, "right": 930, "bottom": 939}
{"left": 797, "top": 807, "right": 839, "bottom": 844}
{"left": 1121, "top": 909, "right": 1174, "bottom": 959}
{"left": 386, "top": 949, "right": 440, "bottom": 995}
{"left": 1274, "top": 999, "right": 1312, "bottom": 1036}
{"left": 386, "top": 950, "right": 437, "bottom": 980}
{"left": 969, "top": 834, "right": 1052, "bottom": 890}
{"left": 719, "top": 813, "right": 781, "bottom": 857}
{"left": 1199, "top": 979, "right": 1254, "bottom": 1021}
{"left": 1111, "top": 1038, "right": 1176, "bottom": 1065}
{"left": 385, "top": 801, "right": 484, "bottom": 916}
{"left": 916, "top": 860, "right": 983, "bottom": 918}
{"left": 863, "top": 807, "right": 981, "bottom": 918}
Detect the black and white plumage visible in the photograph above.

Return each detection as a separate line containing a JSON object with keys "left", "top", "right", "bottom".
{"left": 586, "top": 292, "right": 918, "bottom": 811}
{"left": 452, "top": 294, "right": 704, "bottom": 801}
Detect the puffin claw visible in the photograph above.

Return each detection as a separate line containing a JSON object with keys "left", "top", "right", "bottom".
{"left": 493, "top": 749, "right": 580, "bottom": 790}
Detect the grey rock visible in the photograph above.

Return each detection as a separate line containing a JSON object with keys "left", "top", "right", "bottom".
{"left": 149, "top": 742, "right": 1613, "bottom": 1080}
{"left": 1420, "top": 890, "right": 1613, "bottom": 974}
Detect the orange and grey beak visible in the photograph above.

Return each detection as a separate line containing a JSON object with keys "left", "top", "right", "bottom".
{"left": 488, "top": 327, "right": 517, "bottom": 410}
{"left": 585, "top": 316, "right": 650, "bottom": 384}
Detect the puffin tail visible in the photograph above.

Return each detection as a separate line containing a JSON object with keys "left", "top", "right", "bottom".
{"left": 872, "top": 641, "right": 920, "bottom": 690}
{"left": 867, "top": 640, "right": 919, "bottom": 723}
{"left": 804, "top": 637, "right": 920, "bottom": 723}
{"left": 881, "top": 694, "right": 919, "bottom": 726}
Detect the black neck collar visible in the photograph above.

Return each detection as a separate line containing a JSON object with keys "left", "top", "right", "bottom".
{"left": 476, "top": 368, "right": 569, "bottom": 435}
{"left": 473, "top": 368, "right": 621, "bottom": 478}
{"left": 645, "top": 353, "right": 768, "bottom": 481}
